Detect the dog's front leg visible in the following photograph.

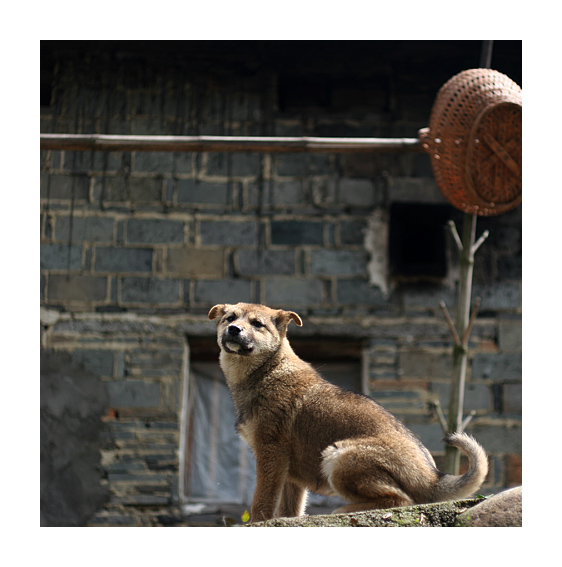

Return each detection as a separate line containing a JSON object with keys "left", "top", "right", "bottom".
{"left": 250, "top": 450, "right": 290, "bottom": 522}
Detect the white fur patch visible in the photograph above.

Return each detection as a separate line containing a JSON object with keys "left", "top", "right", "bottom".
{"left": 320, "top": 444, "right": 346, "bottom": 495}
{"left": 225, "top": 341, "right": 241, "bottom": 352}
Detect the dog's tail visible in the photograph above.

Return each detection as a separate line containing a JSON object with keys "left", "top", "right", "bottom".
{"left": 432, "top": 432, "right": 488, "bottom": 501}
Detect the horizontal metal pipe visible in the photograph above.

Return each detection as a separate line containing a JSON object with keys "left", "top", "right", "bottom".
{"left": 40, "top": 133, "right": 424, "bottom": 154}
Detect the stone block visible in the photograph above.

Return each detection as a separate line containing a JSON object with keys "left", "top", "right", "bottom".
{"left": 55, "top": 216, "right": 115, "bottom": 243}
{"left": 177, "top": 179, "right": 229, "bottom": 206}
{"left": 200, "top": 220, "right": 258, "bottom": 246}
{"left": 336, "top": 279, "right": 388, "bottom": 305}
{"left": 95, "top": 247, "right": 153, "bottom": 273}
{"left": 270, "top": 220, "right": 323, "bottom": 246}
{"left": 399, "top": 351, "right": 452, "bottom": 380}
{"left": 340, "top": 220, "right": 367, "bottom": 245}
{"left": 167, "top": 248, "right": 223, "bottom": 277}
{"left": 498, "top": 320, "right": 522, "bottom": 352}
{"left": 503, "top": 383, "right": 522, "bottom": 414}
{"left": 431, "top": 381, "right": 492, "bottom": 412}
{"left": 338, "top": 178, "right": 377, "bottom": 207}
{"left": 193, "top": 279, "right": 252, "bottom": 305}
{"left": 127, "top": 218, "right": 184, "bottom": 244}
{"left": 70, "top": 349, "right": 115, "bottom": 378}
{"left": 471, "top": 353, "right": 522, "bottom": 381}
{"left": 48, "top": 274, "right": 108, "bottom": 302}
{"left": 40, "top": 173, "right": 89, "bottom": 200}
{"left": 41, "top": 243, "right": 83, "bottom": 270}
{"left": 107, "top": 380, "right": 161, "bottom": 408}
{"left": 469, "top": 423, "right": 522, "bottom": 453}
{"left": 205, "top": 152, "right": 261, "bottom": 177}
{"left": 472, "top": 282, "right": 522, "bottom": 311}
{"left": 237, "top": 250, "right": 294, "bottom": 276}
{"left": 268, "top": 180, "right": 308, "bottom": 206}
{"left": 309, "top": 250, "right": 368, "bottom": 276}
{"left": 133, "top": 152, "right": 175, "bottom": 174}
{"left": 276, "top": 153, "right": 330, "bottom": 176}
{"left": 264, "top": 278, "right": 323, "bottom": 306}
{"left": 128, "top": 177, "right": 163, "bottom": 203}
{"left": 120, "top": 277, "right": 180, "bottom": 304}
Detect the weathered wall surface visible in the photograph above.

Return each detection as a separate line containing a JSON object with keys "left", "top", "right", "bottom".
{"left": 40, "top": 41, "right": 522, "bottom": 526}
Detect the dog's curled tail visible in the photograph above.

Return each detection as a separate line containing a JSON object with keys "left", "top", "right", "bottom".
{"left": 434, "top": 432, "right": 488, "bottom": 500}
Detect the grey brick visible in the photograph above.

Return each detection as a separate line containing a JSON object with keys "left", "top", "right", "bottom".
{"left": 472, "top": 282, "right": 522, "bottom": 311}
{"left": 340, "top": 220, "right": 367, "bottom": 245}
{"left": 401, "top": 285, "right": 456, "bottom": 309}
{"left": 265, "top": 278, "right": 323, "bottom": 306}
{"left": 107, "top": 380, "right": 161, "bottom": 408}
{"left": 193, "top": 279, "right": 252, "bottom": 305}
{"left": 48, "top": 274, "right": 108, "bottom": 301}
{"left": 503, "top": 383, "right": 522, "bottom": 414}
{"left": 336, "top": 279, "right": 388, "bottom": 305}
{"left": 309, "top": 250, "right": 368, "bottom": 276}
{"left": 271, "top": 221, "right": 323, "bottom": 246}
{"left": 127, "top": 218, "right": 184, "bottom": 244}
{"left": 431, "top": 382, "right": 492, "bottom": 412}
{"left": 471, "top": 353, "right": 522, "bottom": 381}
{"left": 206, "top": 152, "right": 261, "bottom": 176}
{"left": 40, "top": 173, "right": 89, "bottom": 200}
{"left": 93, "top": 176, "right": 128, "bottom": 201}
{"left": 133, "top": 152, "right": 175, "bottom": 173}
{"left": 338, "top": 178, "right": 377, "bottom": 207}
{"left": 469, "top": 423, "right": 522, "bottom": 453}
{"left": 128, "top": 177, "right": 163, "bottom": 203}
{"left": 237, "top": 250, "right": 294, "bottom": 276}
{"left": 276, "top": 154, "right": 330, "bottom": 176}
{"left": 95, "top": 247, "right": 153, "bottom": 273}
{"left": 399, "top": 351, "right": 453, "bottom": 380}
{"left": 70, "top": 349, "right": 115, "bottom": 377}
{"left": 41, "top": 243, "right": 82, "bottom": 270}
{"left": 120, "top": 277, "right": 180, "bottom": 304}
{"left": 498, "top": 320, "right": 522, "bottom": 352}
{"left": 55, "top": 216, "right": 115, "bottom": 243}
{"left": 200, "top": 220, "right": 258, "bottom": 246}
{"left": 177, "top": 179, "right": 228, "bottom": 205}
{"left": 167, "top": 248, "right": 223, "bottom": 277}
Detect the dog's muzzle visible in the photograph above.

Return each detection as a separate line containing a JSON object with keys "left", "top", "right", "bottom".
{"left": 221, "top": 325, "right": 254, "bottom": 355}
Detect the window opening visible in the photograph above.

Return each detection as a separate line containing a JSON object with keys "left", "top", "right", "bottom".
{"left": 179, "top": 336, "right": 364, "bottom": 519}
{"left": 389, "top": 202, "right": 452, "bottom": 280}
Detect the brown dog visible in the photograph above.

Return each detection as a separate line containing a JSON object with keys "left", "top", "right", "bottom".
{"left": 208, "top": 302, "right": 488, "bottom": 522}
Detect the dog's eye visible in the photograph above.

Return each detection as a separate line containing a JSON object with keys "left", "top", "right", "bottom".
{"left": 225, "top": 315, "right": 237, "bottom": 323}
{"left": 251, "top": 320, "right": 264, "bottom": 329}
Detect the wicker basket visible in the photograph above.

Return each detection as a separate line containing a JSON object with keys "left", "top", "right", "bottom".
{"left": 419, "top": 69, "right": 522, "bottom": 216}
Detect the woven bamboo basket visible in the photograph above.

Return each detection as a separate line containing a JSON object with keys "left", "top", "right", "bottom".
{"left": 419, "top": 69, "right": 522, "bottom": 216}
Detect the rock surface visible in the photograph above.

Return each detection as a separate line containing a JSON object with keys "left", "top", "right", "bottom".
{"left": 245, "top": 489, "right": 522, "bottom": 527}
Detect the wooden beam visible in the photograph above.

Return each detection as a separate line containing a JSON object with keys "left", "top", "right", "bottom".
{"left": 40, "top": 133, "right": 424, "bottom": 154}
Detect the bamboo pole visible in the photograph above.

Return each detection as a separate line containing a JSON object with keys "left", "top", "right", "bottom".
{"left": 439, "top": 215, "right": 488, "bottom": 474}
{"left": 40, "top": 133, "right": 423, "bottom": 154}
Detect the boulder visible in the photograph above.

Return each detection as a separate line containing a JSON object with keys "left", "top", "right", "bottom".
{"left": 454, "top": 486, "right": 522, "bottom": 527}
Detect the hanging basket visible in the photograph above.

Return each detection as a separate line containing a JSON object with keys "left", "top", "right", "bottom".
{"left": 419, "top": 69, "right": 522, "bottom": 216}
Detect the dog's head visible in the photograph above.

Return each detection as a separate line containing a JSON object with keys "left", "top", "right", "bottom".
{"left": 208, "top": 303, "right": 302, "bottom": 357}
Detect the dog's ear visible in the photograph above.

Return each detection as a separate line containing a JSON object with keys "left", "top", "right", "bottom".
{"left": 208, "top": 304, "right": 228, "bottom": 321}
{"left": 276, "top": 309, "right": 303, "bottom": 328}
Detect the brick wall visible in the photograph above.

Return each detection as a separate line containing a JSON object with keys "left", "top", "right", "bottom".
{"left": 40, "top": 42, "right": 522, "bottom": 526}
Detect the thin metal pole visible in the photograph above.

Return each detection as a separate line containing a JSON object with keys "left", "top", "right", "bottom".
{"left": 39, "top": 133, "right": 423, "bottom": 154}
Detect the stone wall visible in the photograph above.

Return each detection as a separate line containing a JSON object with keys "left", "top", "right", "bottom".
{"left": 40, "top": 41, "right": 522, "bottom": 526}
